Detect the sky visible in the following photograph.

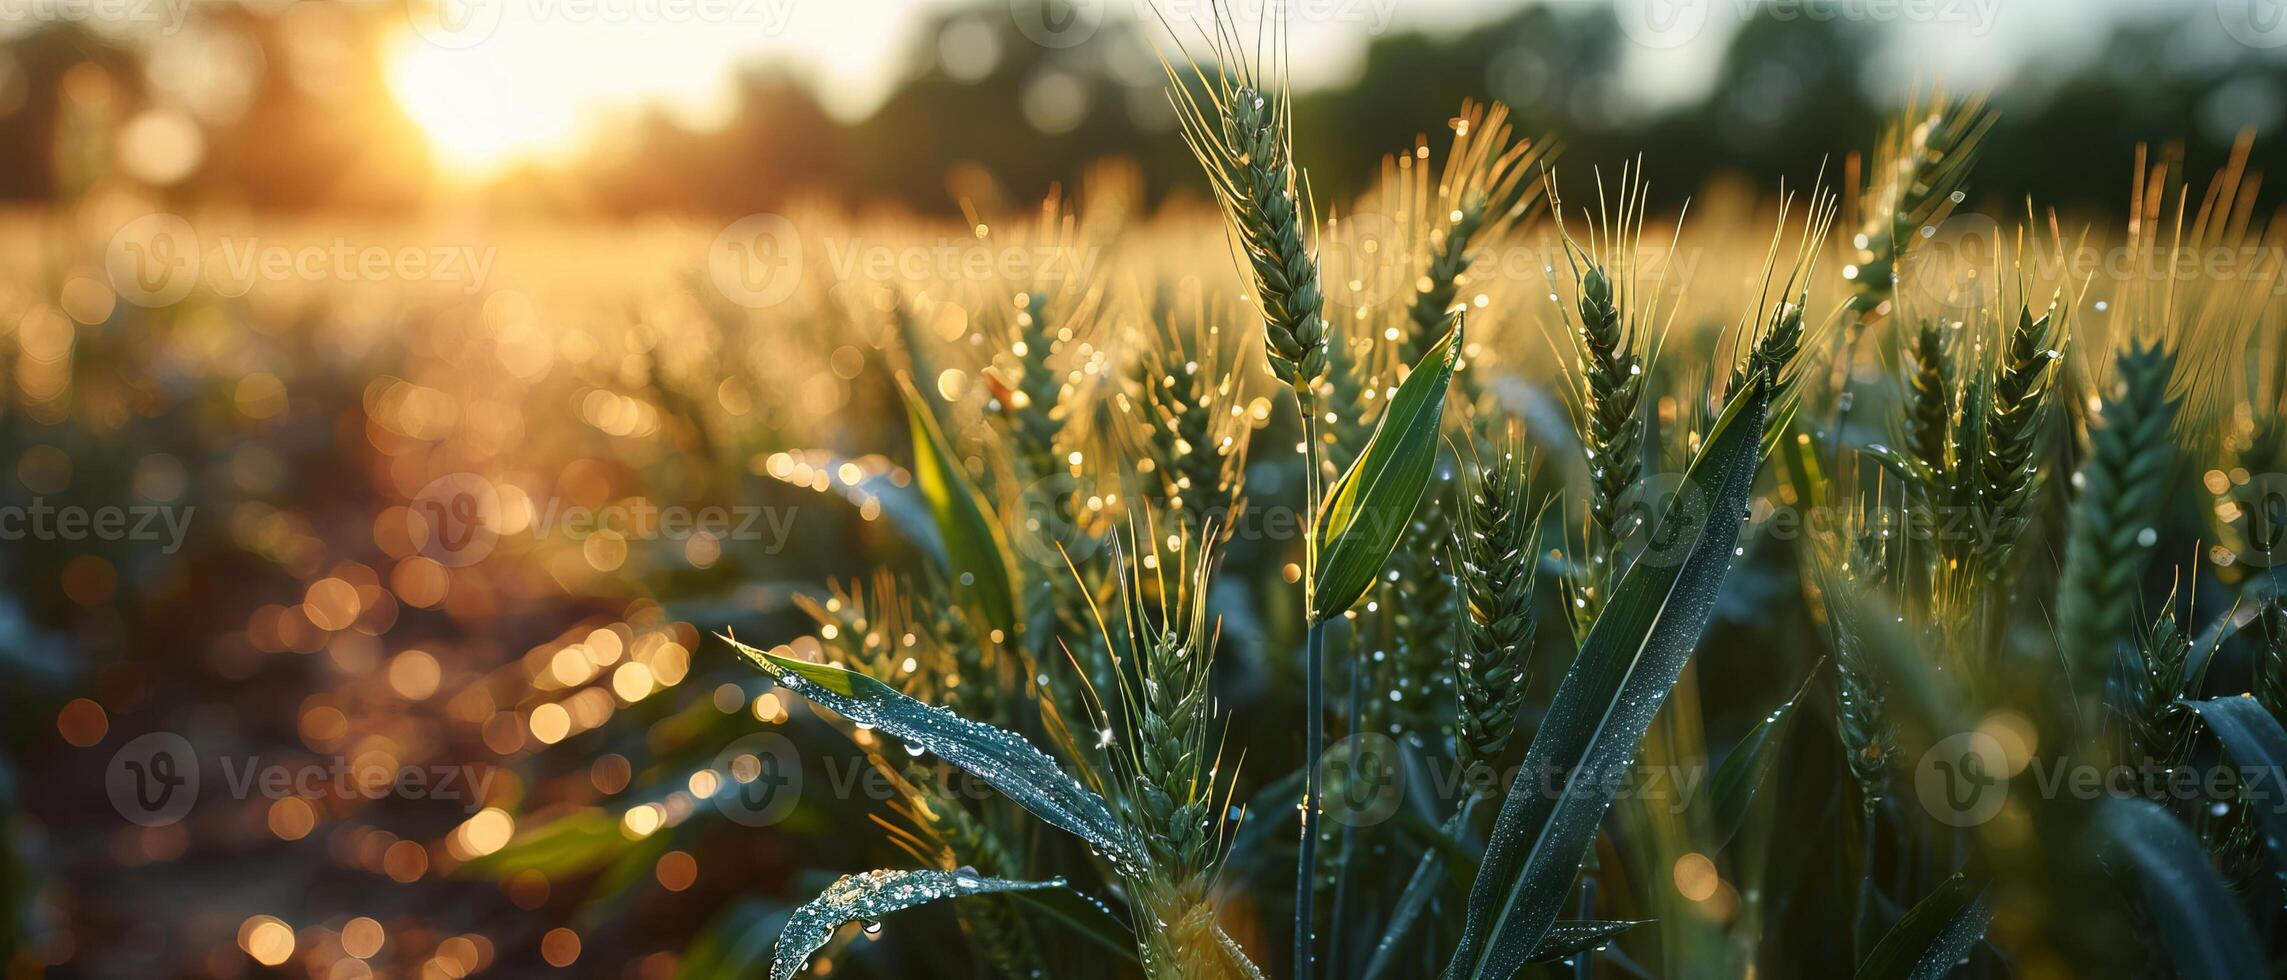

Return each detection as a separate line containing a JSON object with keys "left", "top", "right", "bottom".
{"left": 15, "top": 0, "right": 2266, "bottom": 174}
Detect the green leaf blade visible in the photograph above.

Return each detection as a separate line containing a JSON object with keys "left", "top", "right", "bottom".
{"left": 1710, "top": 660, "right": 1824, "bottom": 850}
{"left": 2091, "top": 797, "right": 2265, "bottom": 979}
{"left": 731, "top": 640, "right": 1143, "bottom": 870}
{"left": 769, "top": 869, "right": 1063, "bottom": 980}
{"left": 897, "top": 373, "right": 1022, "bottom": 635}
{"left": 1855, "top": 873, "right": 1990, "bottom": 980}
{"left": 1448, "top": 374, "right": 1772, "bottom": 979}
{"left": 2187, "top": 695, "right": 2287, "bottom": 867}
{"left": 1313, "top": 316, "right": 1462, "bottom": 622}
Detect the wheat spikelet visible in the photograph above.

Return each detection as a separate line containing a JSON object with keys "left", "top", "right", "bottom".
{"left": 1904, "top": 321, "right": 1956, "bottom": 482}
{"left": 1544, "top": 167, "right": 1659, "bottom": 638}
{"left": 1167, "top": 27, "right": 1328, "bottom": 400}
{"left": 2115, "top": 598, "right": 2195, "bottom": 768}
{"left": 2057, "top": 341, "right": 2182, "bottom": 726}
{"left": 1973, "top": 302, "right": 2066, "bottom": 575}
{"left": 1399, "top": 101, "right": 1546, "bottom": 368}
{"left": 1843, "top": 96, "right": 1997, "bottom": 317}
{"left": 1453, "top": 430, "right": 1542, "bottom": 776}
{"left": 1137, "top": 297, "right": 1252, "bottom": 545}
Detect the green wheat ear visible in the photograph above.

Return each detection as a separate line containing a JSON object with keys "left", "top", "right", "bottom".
{"left": 1452, "top": 429, "right": 1543, "bottom": 777}
{"left": 1844, "top": 97, "right": 1997, "bottom": 317}
{"left": 1974, "top": 303, "right": 2065, "bottom": 576}
{"left": 2116, "top": 600, "right": 2194, "bottom": 768}
{"left": 1168, "top": 44, "right": 1327, "bottom": 401}
{"left": 1904, "top": 320, "right": 1956, "bottom": 484}
{"left": 2057, "top": 341, "right": 2182, "bottom": 732}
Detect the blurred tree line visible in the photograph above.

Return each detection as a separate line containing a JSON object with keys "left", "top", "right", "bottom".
{"left": 0, "top": 0, "right": 2281, "bottom": 215}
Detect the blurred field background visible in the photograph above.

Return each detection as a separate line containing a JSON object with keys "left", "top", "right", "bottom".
{"left": 2, "top": 0, "right": 2286, "bottom": 977}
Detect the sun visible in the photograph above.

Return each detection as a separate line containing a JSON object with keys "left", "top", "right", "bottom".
{"left": 385, "top": 38, "right": 584, "bottom": 177}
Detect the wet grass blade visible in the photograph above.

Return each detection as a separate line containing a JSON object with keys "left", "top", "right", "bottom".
{"left": 896, "top": 372, "right": 1021, "bottom": 635}
{"left": 2187, "top": 696, "right": 2287, "bottom": 866}
{"left": 1362, "top": 798, "right": 1478, "bottom": 980}
{"left": 769, "top": 870, "right": 1064, "bottom": 980}
{"left": 1710, "top": 660, "right": 1824, "bottom": 850}
{"left": 2093, "top": 797, "right": 2264, "bottom": 978}
{"left": 1854, "top": 873, "right": 1989, "bottom": 980}
{"left": 1532, "top": 920, "right": 1649, "bottom": 964}
{"left": 1446, "top": 375, "right": 1772, "bottom": 979}
{"left": 731, "top": 639, "right": 1142, "bottom": 870}
{"left": 1314, "top": 315, "right": 1461, "bottom": 622}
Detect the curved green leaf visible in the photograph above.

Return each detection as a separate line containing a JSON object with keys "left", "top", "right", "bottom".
{"left": 2093, "top": 797, "right": 2264, "bottom": 979}
{"left": 1532, "top": 920, "right": 1649, "bottom": 963}
{"left": 1447, "top": 374, "right": 1771, "bottom": 979}
{"left": 897, "top": 372, "right": 1021, "bottom": 635}
{"left": 731, "top": 639, "right": 1143, "bottom": 870}
{"left": 1711, "top": 660, "right": 1824, "bottom": 849}
{"left": 770, "top": 869, "right": 1063, "bottom": 980}
{"left": 1314, "top": 315, "right": 1461, "bottom": 622}
{"left": 1855, "top": 873, "right": 1989, "bottom": 980}
{"left": 1363, "top": 797, "right": 1480, "bottom": 980}
{"left": 2187, "top": 695, "right": 2287, "bottom": 866}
